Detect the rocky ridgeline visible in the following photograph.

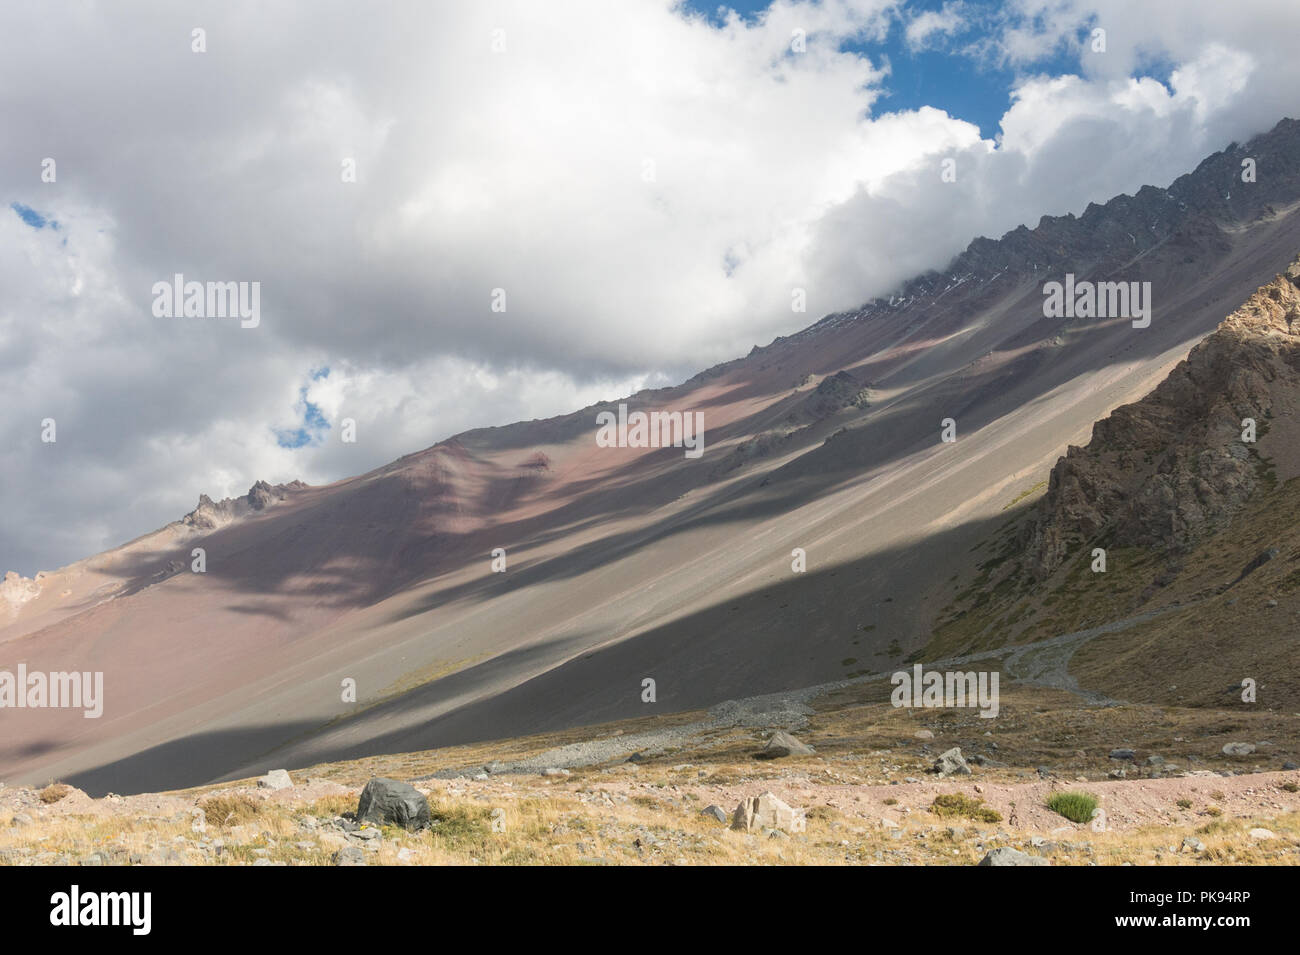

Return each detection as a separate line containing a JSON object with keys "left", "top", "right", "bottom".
{"left": 788, "top": 118, "right": 1300, "bottom": 340}
{"left": 180, "top": 479, "right": 308, "bottom": 531}
{"left": 1023, "top": 256, "right": 1300, "bottom": 579}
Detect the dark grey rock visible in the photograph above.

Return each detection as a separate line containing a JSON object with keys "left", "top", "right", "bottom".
{"left": 355, "top": 777, "right": 432, "bottom": 831}
{"left": 700, "top": 805, "right": 728, "bottom": 824}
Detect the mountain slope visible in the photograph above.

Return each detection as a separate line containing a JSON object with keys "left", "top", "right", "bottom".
{"left": 928, "top": 255, "right": 1300, "bottom": 710}
{"left": 5, "top": 119, "right": 1300, "bottom": 794}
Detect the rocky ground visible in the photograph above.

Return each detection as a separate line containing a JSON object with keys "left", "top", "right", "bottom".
{"left": 3, "top": 681, "right": 1297, "bottom": 865}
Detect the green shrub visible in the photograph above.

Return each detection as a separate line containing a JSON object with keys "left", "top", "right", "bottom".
{"left": 1046, "top": 790, "right": 1099, "bottom": 824}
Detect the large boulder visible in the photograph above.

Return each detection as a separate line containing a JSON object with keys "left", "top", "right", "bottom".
{"left": 731, "top": 792, "right": 806, "bottom": 833}
{"left": 755, "top": 730, "right": 815, "bottom": 759}
{"left": 355, "top": 778, "right": 432, "bottom": 831}
{"left": 933, "top": 747, "right": 971, "bottom": 777}
{"left": 1221, "top": 742, "right": 1255, "bottom": 757}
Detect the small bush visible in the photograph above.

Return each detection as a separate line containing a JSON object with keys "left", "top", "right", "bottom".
{"left": 39, "top": 783, "right": 71, "bottom": 804}
{"left": 931, "top": 793, "right": 1002, "bottom": 823}
{"left": 1281, "top": 783, "right": 1298, "bottom": 794}
{"left": 1046, "top": 791, "right": 1098, "bottom": 824}
{"left": 883, "top": 797, "right": 898, "bottom": 806}
{"left": 1175, "top": 798, "right": 1192, "bottom": 810}
{"left": 198, "top": 794, "right": 263, "bottom": 828}
{"left": 1205, "top": 806, "right": 1223, "bottom": 817}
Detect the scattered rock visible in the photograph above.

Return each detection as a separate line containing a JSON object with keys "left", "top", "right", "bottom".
{"left": 700, "top": 805, "right": 729, "bottom": 824}
{"left": 978, "top": 847, "right": 1049, "bottom": 867}
{"left": 258, "top": 769, "right": 293, "bottom": 790}
{"left": 731, "top": 792, "right": 806, "bottom": 833}
{"left": 355, "top": 778, "right": 432, "bottom": 831}
{"left": 755, "top": 730, "right": 815, "bottom": 759}
{"left": 1182, "top": 837, "right": 1206, "bottom": 853}
{"left": 1222, "top": 743, "right": 1256, "bottom": 757}
{"left": 541, "top": 767, "right": 570, "bottom": 777}
{"left": 1109, "top": 749, "right": 1135, "bottom": 761}
{"left": 1248, "top": 828, "right": 1276, "bottom": 840}
{"left": 332, "top": 846, "right": 368, "bottom": 866}
{"left": 915, "top": 729, "right": 934, "bottom": 740}
{"left": 139, "top": 848, "right": 184, "bottom": 866}
{"left": 932, "top": 747, "right": 971, "bottom": 777}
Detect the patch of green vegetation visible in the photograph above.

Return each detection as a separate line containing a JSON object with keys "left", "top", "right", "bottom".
{"left": 1046, "top": 790, "right": 1098, "bottom": 824}
{"left": 1176, "top": 798, "right": 1192, "bottom": 810}
{"left": 930, "top": 793, "right": 1002, "bottom": 823}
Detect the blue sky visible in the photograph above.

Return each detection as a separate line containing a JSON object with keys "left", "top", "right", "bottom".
{"left": 275, "top": 367, "right": 332, "bottom": 449}
{"left": 11, "top": 201, "right": 57, "bottom": 230}
{"left": 684, "top": 0, "right": 1108, "bottom": 140}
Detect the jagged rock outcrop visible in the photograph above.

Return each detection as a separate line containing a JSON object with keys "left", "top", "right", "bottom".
{"left": 0, "top": 570, "right": 42, "bottom": 614}
{"left": 779, "top": 118, "right": 1300, "bottom": 345}
{"left": 181, "top": 479, "right": 305, "bottom": 530}
{"left": 1023, "top": 257, "right": 1300, "bottom": 578}
{"left": 801, "top": 370, "right": 870, "bottom": 419}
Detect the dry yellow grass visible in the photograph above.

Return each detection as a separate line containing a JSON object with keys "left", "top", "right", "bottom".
{"left": 2, "top": 684, "right": 1297, "bottom": 866}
